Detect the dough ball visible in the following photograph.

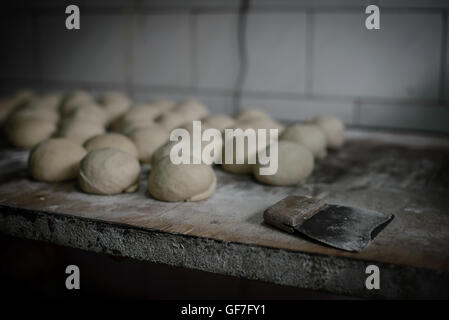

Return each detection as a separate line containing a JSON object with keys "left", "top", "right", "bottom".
{"left": 281, "top": 124, "right": 327, "bottom": 159}
{"left": 253, "top": 141, "right": 314, "bottom": 186}
{"left": 84, "top": 133, "right": 139, "bottom": 158}
{"left": 62, "top": 103, "right": 108, "bottom": 126}
{"left": 156, "top": 111, "right": 187, "bottom": 130}
{"left": 7, "top": 98, "right": 60, "bottom": 124}
{"left": 57, "top": 119, "right": 105, "bottom": 144}
{"left": 148, "top": 156, "right": 216, "bottom": 202}
{"left": 203, "top": 114, "right": 235, "bottom": 131}
{"left": 30, "top": 93, "right": 62, "bottom": 111}
{"left": 237, "top": 117, "right": 285, "bottom": 133}
{"left": 127, "top": 125, "right": 169, "bottom": 163}
{"left": 236, "top": 108, "right": 271, "bottom": 122}
{"left": 111, "top": 104, "right": 162, "bottom": 132}
{"left": 60, "top": 90, "right": 95, "bottom": 115}
{"left": 148, "top": 99, "right": 176, "bottom": 111}
{"left": 308, "top": 115, "right": 345, "bottom": 149}
{"left": 0, "top": 90, "right": 33, "bottom": 124}
{"left": 28, "top": 138, "right": 87, "bottom": 182}
{"left": 175, "top": 100, "right": 209, "bottom": 121}
{"left": 98, "top": 92, "right": 132, "bottom": 123}
{"left": 78, "top": 148, "right": 140, "bottom": 195}
{"left": 5, "top": 117, "right": 56, "bottom": 149}
{"left": 221, "top": 120, "right": 279, "bottom": 174}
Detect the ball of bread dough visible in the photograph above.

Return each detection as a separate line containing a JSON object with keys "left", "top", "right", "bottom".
{"left": 62, "top": 103, "right": 108, "bottom": 126}
{"left": 98, "top": 92, "right": 132, "bottom": 123}
{"left": 281, "top": 124, "right": 327, "bottom": 159}
{"left": 28, "top": 138, "right": 87, "bottom": 182}
{"left": 148, "top": 99, "right": 176, "bottom": 111}
{"left": 308, "top": 115, "right": 345, "bottom": 149}
{"left": 0, "top": 90, "right": 33, "bottom": 124}
{"left": 57, "top": 119, "right": 105, "bottom": 144}
{"left": 236, "top": 108, "right": 272, "bottom": 122}
{"left": 5, "top": 118, "right": 57, "bottom": 149}
{"left": 221, "top": 120, "right": 278, "bottom": 174}
{"left": 111, "top": 104, "right": 163, "bottom": 132}
{"left": 84, "top": 133, "right": 139, "bottom": 158}
{"left": 127, "top": 125, "right": 169, "bottom": 163}
{"left": 148, "top": 155, "right": 216, "bottom": 202}
{"left": 253, "top": 141, "right": 314, "bottom": 186}
{"left": 175, "top": 100, "right": 209, "bottom": 121}
{"left": 78, "top": 148, "right": 140, "bottom": 195}
{"left": 30, "top": 93, "right": 62, "bottom": 111}
{"left": 60, "top": 90, "right": 94, "bottom": 115}
{"left": 203, "top": 114, "right": 235, "bottom": 131}
{"left": 7, "top": 99, "right": 60, "bottom": 124}
{"left": 156, "top": 111, "right": 187, "bottom": 131}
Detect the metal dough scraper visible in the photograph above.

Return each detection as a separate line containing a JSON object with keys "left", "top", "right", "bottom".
{"left": 263, "top": 195, "right": 394, "bottom": 252}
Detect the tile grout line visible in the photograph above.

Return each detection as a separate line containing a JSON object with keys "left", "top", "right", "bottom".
{"left": 304, "top": 9, "right": 315, "bottom": 96}
{"left": 439, "top": 10, "right": 448, "bottom": 105}
{"left": 190, "top": 9, "right": 199, "bottom": 96}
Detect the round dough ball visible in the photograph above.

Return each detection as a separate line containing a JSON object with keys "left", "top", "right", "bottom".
{"left": 60, "top": 90, "right": 95, "bottom": 114}
{"left": 111, "top": 104, "right": 163, "bottom": 132}
{"left": 156, "top": 111, "right": 187, "bottom": 131}
{"left": 203, "top": 114, "right": 235, "bottom": 131}
{"left": 28, "top": 138, "right": 87, "bottom": 182}
{"left": 98, "top": 92, "right": 132, "bottom": 123}
{"left": 84, "top": 133, "right": 139, "bottom": 158}
{"left": 148, "top": 155, "right": 216, "bottom": 202}
{"left": 308, "top": 115, "right": 345, "bottom": 149}
{"left": 57, "top": 119, "right": 105, "bottom": 144}
{"left": 148, "top": 99, "right": 176, "bottom": 111}
{"left": 221, "top": 120, "right": 279, "bottom": 174}
{"left": 30, "top": 93, "right": 62, "bottom": 111}
{"left": 236, "top": 108, "right": 271, "bottom": 122}
{"left": 5, "top": 117, "right": 57, "bottom": 149}
{"left": 281, "top": 124, "right": 327, "bottom": 159}
{"left": 175, "top": 100, "right": 209, "bottom": 121}
{"left": 127, "top": 125, "right": 169, "bottom": 163}
{"left": 78, "top": 148, "right": 140, "bottom": 195}
{"left": 6, "top": 98, "right": 60, "bottom": 124}
{"left": 0, "top": 90, "right": 33, "bottom": 124}
{"left": 63, "top": 103, "right": 108, "bottom": 126}
{"left": 253, "top": 141, "right": 314, "bottom": 186}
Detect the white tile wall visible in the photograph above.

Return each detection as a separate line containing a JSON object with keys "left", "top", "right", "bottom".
{"left": 38, "top": 14, "right": 128, "bottom": 83}
{"left": 197, "top": 14, "right": 239, "bottom": 90}
{"left": 359, "top": 103, "right": 449, "bottom": 132}
{"left": 243, "top": 13, "right": 308, "bottom": 94}
{"left": 0, "top": 15, "right": 35, "bottom": 80}
{"left": 313, "top": 13, "right": 442, "bottom": 100}
{"left": 133, "top": 14, "right": 192, "bottom": 88}
{"left": 240, "top": 96, "right": 354, "bottom": 123}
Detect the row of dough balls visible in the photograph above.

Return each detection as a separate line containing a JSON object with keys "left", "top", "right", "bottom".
{"left": 1, "top": 89, "right": 344, "bottom": 202}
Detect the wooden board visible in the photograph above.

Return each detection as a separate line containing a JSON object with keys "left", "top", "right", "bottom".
{"left": 1, "top": 129, "right": 449, "bottom": 274}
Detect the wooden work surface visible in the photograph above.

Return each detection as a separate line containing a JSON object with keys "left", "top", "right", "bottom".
{"left": 1, "top": 129, "right": 449, "bottom": 276}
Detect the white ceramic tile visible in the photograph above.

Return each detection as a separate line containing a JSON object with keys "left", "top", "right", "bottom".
{"left": 360, "top": 103, "right": 449, "bottom": 132}
{"left": 197, "top": 14, "right": 239, "bottom": 90}
{"left": 243, "top": 13, "right": 307, "bottom": 94}
{"left": 133, "top": 13, "right": 192, "bottom": 88}
{"left": 240, "top": 96, "right": 354, "bottom": 123}
{"left": 38, "top": 14, "right": 128, "bottom": 83}
{"left": 0, "top": 15, "right": 35, "bottom": 79}
{"left": 313, "top": 13, "right": 442, "bottom": 100}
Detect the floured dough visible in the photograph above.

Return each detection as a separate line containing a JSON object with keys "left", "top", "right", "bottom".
{"left": 253, "top": 141, "right": 314, "bottom": 186}
{"left": 83, "top": 133, "right": 139, "bottom": 158}
{"left": 148, "top": 155, "right": 216, "bottom": 202}
{"left": 236, "top": 108, "right": 271, "bottom": 122}
{"left": 308, "top": 115, "right": 345, "bottom": 149}
{"left": 203, "top": 114, "right": 235, "bottom": 131}
{"left": 98, "top": 92, "right": 132, "bottom": 123}
{"left": 78, "top": 148, "right": 140, "bottom": 195}
{"left": 28, "top": 138, "right": 87, "bottom": 182}
{"left": 57, "top": 119, "right": 105, "bottom": 144}
{"left": 5, "top": 117, "right": 56, "bottom": 149}
{"left": 175, "top": 100, "right": 209, "bottom": 121}
{"left": 127, "top": 125, "right": 169, "bottom": 163}
{"left": 281, "top": 124, "right": 327, "bottom": 159}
